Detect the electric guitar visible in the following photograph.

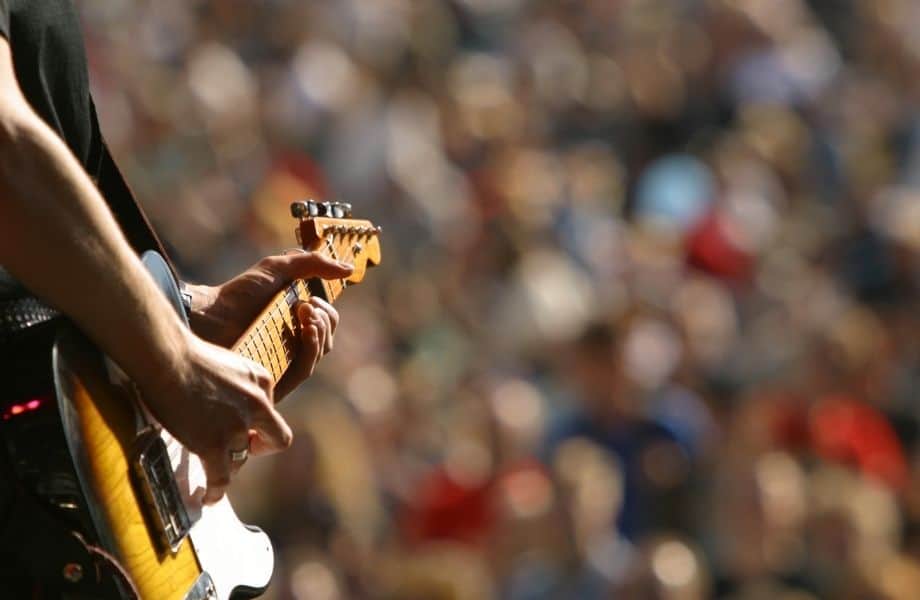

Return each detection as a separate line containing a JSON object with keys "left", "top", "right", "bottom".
{"left": 1, "top": 201, "right": 380, "bottom": 599}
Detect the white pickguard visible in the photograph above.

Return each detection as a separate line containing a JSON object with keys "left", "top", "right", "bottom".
{"left": 127, "top": 251, "right": 274, "bottom": 599}
{"left": 103, "top": 353, "right": 275, "bottom": 599}
{"left": 164, "top": 429, "right": 274, "bottom": 599}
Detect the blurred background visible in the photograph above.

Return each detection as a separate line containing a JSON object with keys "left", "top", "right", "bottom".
{"left": 80, "top": 0, "right": 919, "bottom": 598}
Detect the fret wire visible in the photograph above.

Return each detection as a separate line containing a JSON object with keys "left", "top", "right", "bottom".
{"left": 270, "top": 306, "right": 285, "bottom": 334}
{"left": 265, "top": 344, "right": 281, "bottom": 378}
{"left": 275, "top": 292, "right": 293, "bottom": 373}
{"left": 253, "top": 337, "right": 266, "bottom": 369}
{"left": 278, "top": 327, "right": 295, "bottom": 360}
{"left": 272, "top": 301, "right": 297, "bottom": 362}
{"left": 247, "top": 338, "right": 259, "bottom": 364}
{"left": 235, "top": 227, "right": 363, "bottom": 370}
{"left": 256, "top": 327, "right": 268, "bottom": 373}
{"left": 265, "top": 312, "right": 285, "bottom": 373}
{"left": 324, "top": 237, "right": 346, "bottom": 300}
{"left": 257, "top": 336, "right": 272, "bottom": 372}
{"left": 284, "top": 313, "right": 297, "bottom": 357}
{"left": 269, "top": 309, "right": 291, "bottom": 365}
{"left": 271, "top": 301, "right": 287, "bottom": 327}
{"left": 261, "top": 326, "right": 282, "bottom": 378}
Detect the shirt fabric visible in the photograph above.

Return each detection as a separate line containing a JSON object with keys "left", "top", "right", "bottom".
{"left": 0, "top": 0, "right": 167, "bottom": 299}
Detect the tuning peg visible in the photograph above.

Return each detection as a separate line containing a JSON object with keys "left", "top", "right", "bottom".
{"left": 334, "top": 202, "right": 353, "bottom": 218}
{"left": 290, "top": 201, "right": 308, "bottom": 218}
{"left": 291, "top": 200, "right": 321, "bottom": 218}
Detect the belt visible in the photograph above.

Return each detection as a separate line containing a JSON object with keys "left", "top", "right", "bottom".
{"left": 0, "top": 296, "right": 60, "bottom": 342}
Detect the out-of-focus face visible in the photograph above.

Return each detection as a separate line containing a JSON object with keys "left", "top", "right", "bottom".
{"left": 568, "top": 335, "right": 635, "bottom": 422}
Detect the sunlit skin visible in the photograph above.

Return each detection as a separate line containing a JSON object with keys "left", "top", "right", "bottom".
{"left": 0, "top": 37, "right": 344, "bottom": 504}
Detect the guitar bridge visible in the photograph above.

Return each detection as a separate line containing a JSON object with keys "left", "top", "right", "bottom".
{"left": 131, "top": 430, "right": 191, "bottom": 554}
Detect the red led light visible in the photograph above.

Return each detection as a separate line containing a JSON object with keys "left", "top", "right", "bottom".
{"left": 2, "top": 397, "right": 45, "bottom": 421}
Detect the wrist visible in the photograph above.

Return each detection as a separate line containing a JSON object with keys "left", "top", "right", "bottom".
{"left": 179, "top": 281, "right": 193, "bottom": 320}
{"left": 180, "top": 283, "right": 215, "bottom": 316}
{"left": 132, "top": 314, "right": 197, "bottom": 402}
{"left": 182, "top": 283, "right": 228, "bottom": 343}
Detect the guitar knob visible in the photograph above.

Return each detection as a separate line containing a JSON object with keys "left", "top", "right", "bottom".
{"left": 290, "top": 201, "right": 308, "bottom": 218}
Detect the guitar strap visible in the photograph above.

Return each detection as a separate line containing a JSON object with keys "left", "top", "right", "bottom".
{"left": 95, "top": 130, "right": 179, "bottom": 280}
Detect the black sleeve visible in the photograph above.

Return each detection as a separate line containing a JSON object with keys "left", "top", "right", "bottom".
{"left": 0, "top": 0, "right": 8, "bottom": 41}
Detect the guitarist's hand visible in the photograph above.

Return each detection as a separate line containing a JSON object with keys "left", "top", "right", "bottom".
{"left": 141, "top": 331, "right": 293, "bottom": 504}
{"left": 184, "top": 252, "right": 352, "bottom": 400}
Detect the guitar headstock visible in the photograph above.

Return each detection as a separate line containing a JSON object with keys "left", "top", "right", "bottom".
{"left": 291, "top": 200, "right": 382, "bottom": 284}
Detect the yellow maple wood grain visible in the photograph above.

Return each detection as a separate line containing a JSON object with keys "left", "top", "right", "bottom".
{"left": 67, "top": 358, "right": 201, "bottom": 600}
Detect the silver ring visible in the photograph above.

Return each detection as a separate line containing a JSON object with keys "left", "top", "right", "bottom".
{"left": 230, "top": 447, "right": 249, "bottom": 462}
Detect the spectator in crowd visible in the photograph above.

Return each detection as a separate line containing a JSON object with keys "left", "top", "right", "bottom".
{"left": 75, "top": 0, "right": 920, "bottom": 597}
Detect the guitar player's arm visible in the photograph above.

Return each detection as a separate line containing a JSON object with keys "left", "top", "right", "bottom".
{"left": 0, "top": 37, "right": 288, "bottom": 503}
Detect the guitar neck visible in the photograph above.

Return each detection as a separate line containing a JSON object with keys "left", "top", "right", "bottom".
{"left": 231, "top": 277, "right": 347, "bottom": 383}
{"left": 233, "top": 202, "right": 381, "bottom": 382}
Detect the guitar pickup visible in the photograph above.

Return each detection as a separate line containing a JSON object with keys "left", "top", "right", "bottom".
{"left": 132, "top": 430, "right": 191, "bottom": 555}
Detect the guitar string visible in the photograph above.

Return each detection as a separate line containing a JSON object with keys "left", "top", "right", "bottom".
{"left": 242, "top": 226, "right": 369, "bottom": 378}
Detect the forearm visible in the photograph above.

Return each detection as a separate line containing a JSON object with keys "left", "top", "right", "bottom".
{"left": 0, "top": 102, "right": 188, "bottom": 391}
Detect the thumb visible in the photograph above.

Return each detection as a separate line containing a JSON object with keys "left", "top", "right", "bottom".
{"left": 275, "top": 252, "right": 354, "bottom": 281}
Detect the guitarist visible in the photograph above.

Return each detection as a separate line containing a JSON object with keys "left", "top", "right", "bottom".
{"left": 0, "top": 0, "right": 350, "bottom": 592}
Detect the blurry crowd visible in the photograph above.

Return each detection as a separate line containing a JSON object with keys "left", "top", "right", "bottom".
{"left": 80, "top": 0, "right": 920, "bottom": 598}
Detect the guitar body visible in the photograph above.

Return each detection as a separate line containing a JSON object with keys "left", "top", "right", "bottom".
{"left": 2, "top": 201, "right": 380, "bottom": 598}
{"left": 3, "top": 252, "right": 272, "bottom": 599}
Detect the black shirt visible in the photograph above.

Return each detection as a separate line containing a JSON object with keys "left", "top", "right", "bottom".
{"left": 0, "top": 0, "right": 166, "bottom": 300}
{"left": 0, "top": 0, "right": 100, "bottom": 171}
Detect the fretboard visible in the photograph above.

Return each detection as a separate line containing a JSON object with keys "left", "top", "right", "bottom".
{"left": 231, "top": 277, "right": 347, "bottom": 383}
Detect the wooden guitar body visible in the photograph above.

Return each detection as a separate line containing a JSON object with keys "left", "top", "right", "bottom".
{"left": 0, "top": 202, "right": 380, "bottom": 600}
{"left": 12, "top": 251, "right": 272, "bottom": 599}
{"left": 1, "top": 201, "right": 379, "bottom": 598}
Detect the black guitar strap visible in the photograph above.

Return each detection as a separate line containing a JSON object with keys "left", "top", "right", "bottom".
{"left": 95, "top": 129, "right": 179, "bottom": 280}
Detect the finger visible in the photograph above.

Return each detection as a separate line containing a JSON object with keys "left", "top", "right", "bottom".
{"left": 311, "top": 304, "right": 333, "bottom": 354}
{"left": 202, "top": 450, "right": 233, "bottom": 505}
{"left": 309, "top": 296, "right": 340, "bottom": 336}
{"left": 244, "top": 359, "right": 274, "bottom": 390}
{"left": 261, "top": 252, "right": 353, "bottom": 283}
{"left": 248, "top": 400, "right": 294, "bottom": 455}
{"left": 248, "top": 429, "right": 273, "bottom": 456}
{"left": 297, "top": 303, "right": 322, "bottom": 372}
